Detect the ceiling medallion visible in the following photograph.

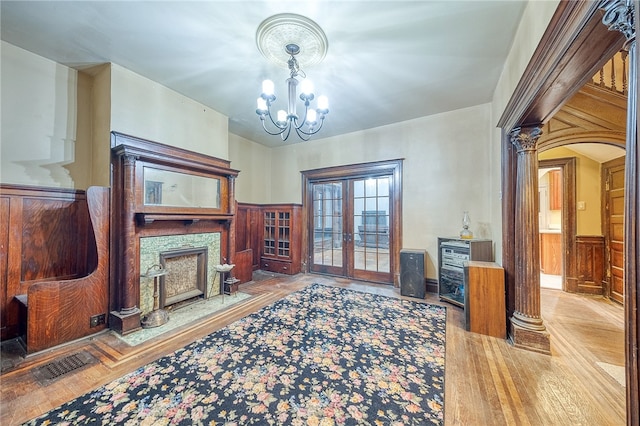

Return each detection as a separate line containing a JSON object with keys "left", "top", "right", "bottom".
{"left": 256, "top": 13, "right": 328, "bottom": 69}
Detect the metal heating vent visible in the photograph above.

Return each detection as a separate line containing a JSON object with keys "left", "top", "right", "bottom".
{"left": 32, "top": 351, "right": 97, "bottom": 386}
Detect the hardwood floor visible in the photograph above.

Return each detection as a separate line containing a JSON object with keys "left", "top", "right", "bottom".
{"left": 0, "top": 273, "right": 625, "bottom": 425}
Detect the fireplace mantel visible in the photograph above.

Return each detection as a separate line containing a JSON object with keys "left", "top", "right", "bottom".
{"left": 109, "top": 132, "right": 240, "bottom": 334}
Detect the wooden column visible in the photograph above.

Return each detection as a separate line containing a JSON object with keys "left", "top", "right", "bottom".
{"left": 509, "top": 126, "right": 550, "bottom": 354}
{"left": 601, "top": 0, "right": 639, "bottom": 422}
{"left": 109, "top": 153, "right": 141, "bottom": 334}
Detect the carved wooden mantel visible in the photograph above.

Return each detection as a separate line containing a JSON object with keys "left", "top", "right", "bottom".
{"left": 109, "top": 132, "right": 239, "bottom": 335}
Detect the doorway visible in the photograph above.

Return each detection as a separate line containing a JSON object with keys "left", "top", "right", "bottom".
{"left": 309, "top": 177, "right": 391, "bottom": 283}
{"left": 539, "top": 166, "right": 563, "bottom": 290}
{"left": 301, "top": 160, "right": 403, "bottom": 285}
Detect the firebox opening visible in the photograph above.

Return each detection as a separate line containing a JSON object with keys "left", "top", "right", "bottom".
{"left": 159, "top": 247, "right": 208, "bottom": 309}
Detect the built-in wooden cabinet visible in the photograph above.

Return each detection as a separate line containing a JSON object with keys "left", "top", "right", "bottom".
{"left": 260, "top": 204, "right": 302, "bottom": 275}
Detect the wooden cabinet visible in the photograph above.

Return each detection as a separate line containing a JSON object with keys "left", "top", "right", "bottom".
{"left": 261, "top": 204, "right": 302, "bottom": 275}
{"left": 549, "top": 170, "right": 562, "bottom": 210}
{"left": 463, "top": 261, "right": 506, "bottom": 338}
{"left": 540, "top": 231, "right": 562, "bottom": 275}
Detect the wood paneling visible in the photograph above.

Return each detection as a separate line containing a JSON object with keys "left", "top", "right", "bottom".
{"left": 233, "top": 249, "right": 253, "bottom": 284}
{"left": 236, "top": 203, "right": 262, "bottom": 270}
{"left": 575, "top": 235, "right": 605, "bottom": 295}
{"left": 0, "top": 185, "right": 93, "bottom": 343}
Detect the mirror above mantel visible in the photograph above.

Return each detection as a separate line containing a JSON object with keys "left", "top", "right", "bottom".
{"left": 111, "top": 131, "right": 240, "bottom": 225}
{"left": 143, "top": 167, "right": 221, "bottom": 209}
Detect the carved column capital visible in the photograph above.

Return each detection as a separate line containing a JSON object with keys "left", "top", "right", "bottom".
{"left": 123, "top": 154, "right": 138, "bottom": 166}
{"left": 510, "top": 126, "right": 543, "bottom": 153}
{"left": 601, "top": 0, "right": 635, "bottom": 47}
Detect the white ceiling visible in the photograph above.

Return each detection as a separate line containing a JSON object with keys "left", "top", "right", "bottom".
{"left": 1, "top": 1, "right": 528, "bottom": 147}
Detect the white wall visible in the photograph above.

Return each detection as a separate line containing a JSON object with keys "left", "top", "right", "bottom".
{"left": 264, "top": 103, "right": 494, "bottom": 278}
{"left": 228, "top": 133, "right": 272, "bottom": 204}
{"left": 0, "top": 45, "right": 231, "bottom": 189}
{"left": 110, "top": 64, "right": 229, "bottom": 160}
{"left": 490, "top": 0, "right": 560, "bottom": 264}
{"left": 1, "top": 41, "right": 87, "bottom": 188}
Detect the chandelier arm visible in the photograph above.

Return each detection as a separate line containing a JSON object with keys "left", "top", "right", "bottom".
{"left": 259, "top": 115, "right": 287, "bottom": 136}
{"left": 294, "top": 116, "right": 326, "bottom": 136}
{"left": 281, "top": 122, "right": 293, "bottom": 141}
{"left": 294, "top": 127, "right": 313, "bottom": 141}
{"left": 292, "top": 101, "right": 311, "bottom": 131}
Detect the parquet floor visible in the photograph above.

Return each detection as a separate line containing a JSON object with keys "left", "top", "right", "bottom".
{"left": 0, "top": 273, "right": 626, "bottom": 425}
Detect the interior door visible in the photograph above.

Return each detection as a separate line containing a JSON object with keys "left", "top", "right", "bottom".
{"left": 309, "top": 176, "right": 392, "bottom": 284}
{"left": 603, "top": 156, "right": 625, "bottom": 304}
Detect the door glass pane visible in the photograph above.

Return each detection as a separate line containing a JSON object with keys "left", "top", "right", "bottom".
{"left": 353, "top": 177, "right": 390, "bottom": 273}
{"left": 312, "top": 182, "right": 343, "bottom": 267}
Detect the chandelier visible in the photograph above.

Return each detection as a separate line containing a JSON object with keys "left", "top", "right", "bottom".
{"left": 255, "top": 14, "right": 329, "bottom": 141}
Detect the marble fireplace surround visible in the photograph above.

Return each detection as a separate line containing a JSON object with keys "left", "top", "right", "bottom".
{"left": 139, "top": 232, "right": 221, "bottom": 315}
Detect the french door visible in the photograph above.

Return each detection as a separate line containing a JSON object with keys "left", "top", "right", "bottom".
{"left": 309, "top": 176, "right": 393, "bottom": 283}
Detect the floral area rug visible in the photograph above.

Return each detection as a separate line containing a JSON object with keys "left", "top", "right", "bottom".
{"left": 24, "top": 283, "right": 446, "bottom": 425}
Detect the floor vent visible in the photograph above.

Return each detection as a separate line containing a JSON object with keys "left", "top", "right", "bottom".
{"left": 32, "top": 351, "right": 97, "bottom": 386}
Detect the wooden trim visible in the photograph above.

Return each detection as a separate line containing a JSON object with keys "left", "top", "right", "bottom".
{"left": 111, "top": 132, "right": 239, "bottom": 177}
{"left": 497, "top": 1, "right": 625, "bottom": 130}
{"left": 538, "top": 157, "right": 577, "bottom": 292}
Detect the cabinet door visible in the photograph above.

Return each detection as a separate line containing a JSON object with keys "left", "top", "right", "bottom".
{"left": 549, "top": 170, "right": 562, "bottom": 211}
{"left": 277, "top": 211, "right": 291, "bottom": 259}
{"left": 263, "top": 211, "right": 276, "bottom": 256}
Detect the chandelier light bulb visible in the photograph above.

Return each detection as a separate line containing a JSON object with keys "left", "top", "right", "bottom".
{"left": 317, "top": 95, "right": 329, "bottom": 112}
{"left": 300, "top": 79, "right": 314, "bottom": 96}
{"left": 262, "top": 80, "right": 275, "bottom": 96}
{"left": 277, "top": 110, "right": 287, "bottom": 123}
{"left": 256, "top": 97, "right": 268, "bottom": 112}
{"left": 306, "top": 109, "right": 317, "bottom": 124}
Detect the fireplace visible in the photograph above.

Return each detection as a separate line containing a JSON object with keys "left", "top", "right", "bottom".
{"left": 139, "top": 232, "right": 220, "bottom": 315}
{"left": 159, "top": 247, "right": 208, "bottom": 308}
{"left": 109, "top": 132, "right": 239, "bottom": 335}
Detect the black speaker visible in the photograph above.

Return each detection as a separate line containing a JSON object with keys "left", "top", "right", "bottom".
{"left": 400, "top": 249, "right": 426, "bottom": 299}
